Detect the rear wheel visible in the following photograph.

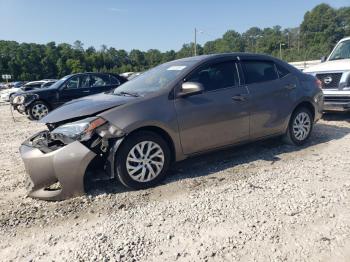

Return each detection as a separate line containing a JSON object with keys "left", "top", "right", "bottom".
{"left": 28, "top": 101, "right": 50, "bottom": 120}
{"left": 115, "top": 131, "right": 171, "bottom": 189}
{"left": 284, "top": 107, "right": 313, "bottom": 145}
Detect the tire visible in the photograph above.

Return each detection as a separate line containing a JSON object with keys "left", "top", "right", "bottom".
{"left": 26, "top": 112, "right": 35, "bottom": 121}
{"left": 28, "top": 101, "right": 50, "bottom": 120}
{"left": 115, "top": 131, "right": 171, "bottom": 190}
{"left": 283, "top": 107, "right": 314, "bottom": 146}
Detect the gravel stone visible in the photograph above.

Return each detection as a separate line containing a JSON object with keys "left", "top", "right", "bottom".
{"left": 1, "top": 106, "right": 350, "bottom": 261}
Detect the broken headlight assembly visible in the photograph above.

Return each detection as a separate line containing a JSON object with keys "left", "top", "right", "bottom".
{"left": 12, "top": 95, "right": 25, "bottom": 104}
{"left": 50, "top": 117, "right": 125, "bottom": 145}
{"left": 12, "top": 94, "right": 38, "bottom": 107}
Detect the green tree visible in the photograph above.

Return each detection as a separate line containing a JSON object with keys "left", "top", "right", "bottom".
{"left": 0, "top": 3, "right": 349, "bottom": 81}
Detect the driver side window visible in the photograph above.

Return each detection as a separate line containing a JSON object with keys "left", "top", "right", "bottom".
{"left": 65, "top": 76, "right": 80, "bottom": 89}
{"left": 186, "top": 61, "right": 239, "bottom": 92}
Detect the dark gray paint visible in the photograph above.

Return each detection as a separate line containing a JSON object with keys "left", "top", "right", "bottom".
{"left": 41, "top": 92, "right": 135, "bottom": 124}
{"left": 20, "top": 53, "right": 324, "bottom": 200}
{"left": 20, "top": 141, "right": 95, "bottom": 201}
{"left": 174, "top": 85, "right": 250, "bottom": 154}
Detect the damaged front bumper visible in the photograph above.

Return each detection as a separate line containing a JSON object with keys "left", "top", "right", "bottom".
{"left": 11, "top": 93, "right": 37, "bottom": 114}
{"left": 20, "top": 132, "right": 96, "bottom": 201}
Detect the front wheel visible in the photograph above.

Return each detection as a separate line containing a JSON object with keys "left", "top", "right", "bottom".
{"left": 28, "top": 101, "right": 50, "bottom": 120}
{"left": 283, "top": 107, "right": 313, "bottom": 145}
{"left": 115, "top": 131, "right": 171, "bottom": 189}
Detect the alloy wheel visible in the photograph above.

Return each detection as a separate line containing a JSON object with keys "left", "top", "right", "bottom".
{"left": 126, "top": 141, "right": 165, "bottom": 183}
{"left": 31, "top": 103, "right": 49, "bottom": 120}
{"left": 292, "top": 112, "right": 311, "bottom": 141}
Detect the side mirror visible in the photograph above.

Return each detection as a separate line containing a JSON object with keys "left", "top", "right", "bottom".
{"left": 178, "top": 82, "right": 204, "bottom": 97}
{"left": 321, "top": 56, "right": 327, "bottom": 63}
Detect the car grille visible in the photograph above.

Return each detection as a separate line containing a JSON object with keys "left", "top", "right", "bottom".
{"left": 324, "top": 96, "right": 350, "bottom": 103}
{"left": 316, "top": 73, "right": 342, "bottom": 89}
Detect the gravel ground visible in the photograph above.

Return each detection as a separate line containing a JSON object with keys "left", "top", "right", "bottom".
{"left": 1, "top": 104, "right": 350, "bottom": 262}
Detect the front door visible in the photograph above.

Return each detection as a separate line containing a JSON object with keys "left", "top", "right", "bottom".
{"left": 56, "top": 75, "right": 92, "bottom": 107}
{"left": 174, "top": 60, "right": 250, "bottom": 155}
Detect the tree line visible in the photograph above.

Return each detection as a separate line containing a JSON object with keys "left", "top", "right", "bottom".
{"left": 0, "top": 3, "right": 349, "bottom": 81}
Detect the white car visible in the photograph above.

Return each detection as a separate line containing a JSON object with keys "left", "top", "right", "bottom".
{"left": 120, "top": 72, "right": 135, "bottom": 78}
{"left": 0, "top": 80, "right": 57, "bottom": 102}
{"left": 304, "top": 37, "right": 350, "bottom": 112}
{"left": 0, "top": 81, "right": 24, "bottom": 102}
{"left": 0, "top": 87, "right": 22, "bottom": 102}
{"left": 20, "top": 80, "right": 56, "bottom": 92}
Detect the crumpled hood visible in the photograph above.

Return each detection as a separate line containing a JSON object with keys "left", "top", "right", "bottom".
{"left": 304, "top": 59, "right": 350, "bottom": 73}
{"left": 40, "top": 92, "right": 135, "bottom": 124}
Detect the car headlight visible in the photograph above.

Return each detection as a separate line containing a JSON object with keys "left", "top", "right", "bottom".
{"left": 12, "top": 95, "right": 25, "bottom": 104}
{"left": 51, "top": 117, "right": 107, "bottom": 142}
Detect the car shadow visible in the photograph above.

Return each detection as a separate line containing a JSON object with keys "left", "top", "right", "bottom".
{"left": 166, "top": 122, "right": 350, "bottom": 183}
{"left": 86, "top": 121, "right": 350, "bottom": 197}
{"left": 322, "top": 112, "right": 350, "bottom": 122}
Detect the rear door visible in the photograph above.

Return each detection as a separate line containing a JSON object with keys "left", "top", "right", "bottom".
{"left": 175, "top": 60, "right": 250, "bottom": 155}
{"left": 241, "top": 59, "right": 296, "bottom": 139}
{"left": 89, "top": 74, "right": 117, "bottom": 95}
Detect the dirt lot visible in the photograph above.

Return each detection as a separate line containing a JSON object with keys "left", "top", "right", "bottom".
{"left": 1, "top": 104, "right": 350, "bottom": 262}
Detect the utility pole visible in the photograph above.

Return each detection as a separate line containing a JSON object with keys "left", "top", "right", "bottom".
{"left": 297, "top": 28, "right": 300, "bottom": 53}
{"left": 279, "top": 42, "right": 285, "bottom": 60}
{"left": 194, "top": 28, "right": 197, "bottom": 56}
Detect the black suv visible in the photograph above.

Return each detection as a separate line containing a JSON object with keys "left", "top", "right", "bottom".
{"left": 11, "top": 73, "right": 127, "bottom": 120}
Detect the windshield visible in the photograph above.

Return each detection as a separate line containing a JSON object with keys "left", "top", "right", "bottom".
{"left": 113, "top": 60, "right": 196, "bottom": 95}
{"left": 329, "top": 40, "right": 350, "bottom": 61}
{"left": 47, "top": 75, "right": 71, "bottom": 89}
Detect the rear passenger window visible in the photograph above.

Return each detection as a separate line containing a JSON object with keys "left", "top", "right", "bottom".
{"left": 66, "top": 76, "right": 80, "bottom": 89}
{"left": 90, "top": 75, "right": 109, "bottom": 87}
{"left": 242, "top": 61, "right": 278, "bottom": 84}
{"left": 187, "top": 61, "right": 239, "bottom": 92}
{"left": 275, "top": 63, "right": 291, "bottom": 78}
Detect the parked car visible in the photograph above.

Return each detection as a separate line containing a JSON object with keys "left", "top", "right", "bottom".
{"left": 6, "top": 80, "right": 56, "bottom": 102}
{"left": 20, "top": 80, "right": 57, "bottom": 92}
{"left": 304, "top": 36, "right": 350, "bottom": 111}
{"left": 11, "top": 73, "right": 127, "bottom": 120}
{"left": 19, "top": 53, "right": 323, "bottom": 200}
{"left": 127, "top": 72, "right": 142, "bottom": 80}
{"left": 0, "top": 82, "right": 24, "bottom": 102}
{"left": 120, "top": 72, "right": 135, "bottom": 78}
{"left": 41, "top": 80, "right": 57, "bottom": 88}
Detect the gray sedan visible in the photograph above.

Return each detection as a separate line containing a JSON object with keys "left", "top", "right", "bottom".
{"left": 20, "top": 53, "right": 324, "bottom": 200}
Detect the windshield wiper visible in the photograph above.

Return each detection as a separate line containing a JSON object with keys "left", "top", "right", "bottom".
{"left": 114, "top": 91, "right": 140, "bottom": 97}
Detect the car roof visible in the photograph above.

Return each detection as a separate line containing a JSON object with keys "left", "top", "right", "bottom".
{"left": 70, "top": 72, "right": 118, "bottom": 75}
{"left": 171, "top": 52, "right": 300, "bottom": 76}
{"left": 339, "top": 37, "right": 350, "bottom": 42}
{"left": 173, "top": 52, "right": 281, "bottom": 64}
{"left": 25, "top": 81, "right": 47, "bottom": 85}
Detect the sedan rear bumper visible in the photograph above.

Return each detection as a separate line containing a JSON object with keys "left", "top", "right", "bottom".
{"left": 20, "top": 140, "right": 96, "bottom": 201}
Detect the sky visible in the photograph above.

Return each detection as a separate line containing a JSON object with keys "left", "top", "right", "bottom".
{"left": 0, "top": 0, "right": 349, "bottom": 52}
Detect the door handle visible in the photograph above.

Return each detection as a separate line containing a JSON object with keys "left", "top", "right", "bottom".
{"left": 82, "top": 90, "right": 90, "bottom": 93}
{"left": 232, "top": 94, "right": 247, "bottom": 102}
{"left": 285, "top": 84, "right": 296, "bottom": 90}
